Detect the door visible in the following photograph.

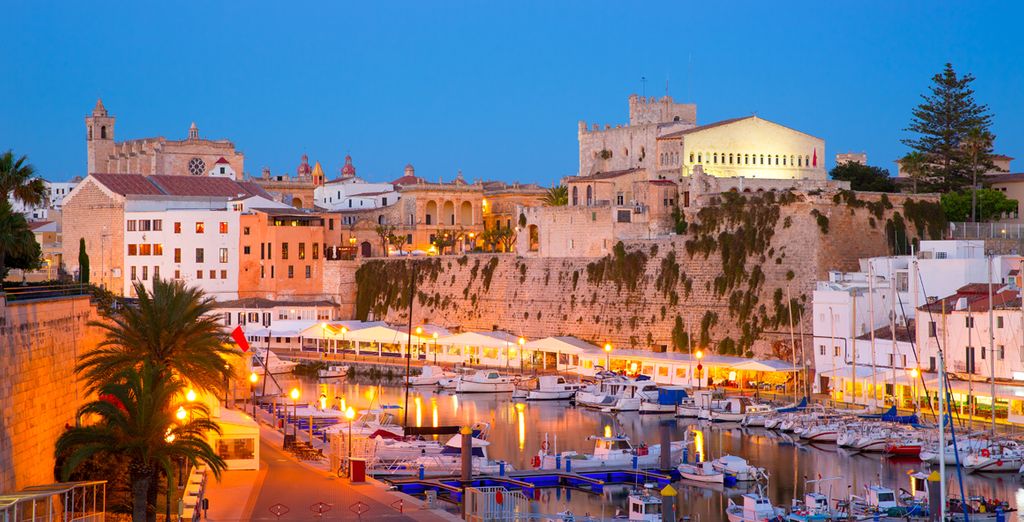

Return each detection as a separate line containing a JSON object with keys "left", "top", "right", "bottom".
{"left": 360, "top": 241, "right": 372, "bottom": 258}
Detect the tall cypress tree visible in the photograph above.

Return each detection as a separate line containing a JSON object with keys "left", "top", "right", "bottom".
{"left": 78, "top": 237, "right": 90, "bottom": 284}
{"left": 902, "top": 63, "right": 994, "bottom": 192}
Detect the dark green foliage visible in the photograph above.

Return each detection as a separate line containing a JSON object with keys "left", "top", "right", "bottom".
{"left": 810, "top": 209, "right": 829, "bottom": 233}
{"left": 940, "top": 189, "right": 1015, "bottom": 223}
{"left": 481, "top": 256, "right": 500, "bottom": 291}
{"left": 718, "top": 337, "right": 736, "bottom": 355}
{"left": 654, "top": 251, "right": 680, "bottom": 297}
{"left": 903, "top": 199, "right": 948, "bottom": 239}
{"left": 585, "top": 241, "right": 649, "bottom": 292}
{"left": 79, "top": 238, "right": 90, "bottom": 284}
{"left": 885, "top": 213, "right": 912, "bottom": 255}
{"left": 829, "top": 163, "right": 898, "bottom": 192}
{"left": 671, "top": 315, "right": 689, "bottom": 352}
{"left": 670, "top": 205, "right": 688, "bottom": 234}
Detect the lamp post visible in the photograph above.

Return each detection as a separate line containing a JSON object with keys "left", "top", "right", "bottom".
{"left": 340, "top": 326, "right": 348, "bottom": 357}
{"left": 415, "top": 326, "right": 423, "bottom": 360}
{"left": 290, "top": 387, "right": 300, "bottom": 438}
{"left": 909, "top": 368, "right": 920, "bottom": 412}
{"left": 175, "top": 406, "right": 187, "bottom": 489}
{"left": 518, "top": 337, "right": 526, "bottom": 373}
{"left": 695, "top": 350, "right": 705, "bottom": 391}
{"left": 432, "top": 332, "right": 439, "bottom": 364}
{"left": 249, "top": 372, "right": 258, "bottom": 418}
{"left": 320, "top": 322, "right": 328, "bottom": 356}
{"left": 603, "top": 343, "right": 613, "bottom": 372}
{"left": 345, "top": 406, "right": 356, "bottom": 465}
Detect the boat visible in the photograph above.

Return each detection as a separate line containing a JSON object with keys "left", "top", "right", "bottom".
{"left": 407, "top": 365, "right": 455, "bottom": 386}
{"left": 512, "top": 375, "right": 583, "bottom": 401}
{"left": 785, "top": 493, "right": 840, "bottom": 522}
{"left": 317, "top": 365, "right": 348, "bottom": 378}
{"left": 799, "top": 422, "right": 841, "bottom": 444}
{"left": 849, "top": 485, "right": 906, "bottom": 519}
{"left": 455, "top": 370, "right": 517, "bottom": 393}
{"left": 726, "top": 491, "right": 786, "bottom": 522}
{"left": 677, "top": 461, "right": 724, "bottom": 484}
{"left": 676, "top": 397, "right": 701, "bottom": 418}
{"left": 883, "top": 434, "right": 923, "bottom": 457}
{"left": 639, "top": 386, "right": 690, "bottom": 414}
{"left": 710, "top": 455, "right": 766, "bottom": 482}
{"left": 740, "top": 404, "right": 776, "bottom": 427}
{"left": 323, "top": 407, "right": 405, "bottom": 438}
{"left": 623, "top": 489, "right": 663, "bottom": 521}
{"left": 708, "top": 397, "right": 772, "bottom": 423}
{"left": 535, "top": 434, "right": 684, "bottom": 471}
{"left": 963, "top": 443, "right": 1024, "bottom": 473}
{"left": 575, "top": 376, "right": 659, "bottom": 412}
{"left": 368, "top": 430, "right": 445, "bottom": 460}
{"left": 370, "top": 434, "right": 511, "bottom": 477}
{"left": 920, "top": 438, "right": 1007, "bottom": 465}
{"left": 249, "top": 348, "right": 299, "bottom": 375}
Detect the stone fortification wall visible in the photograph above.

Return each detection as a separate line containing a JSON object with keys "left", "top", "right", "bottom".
{"left": 0, "top": 295, "right": 102, "bottom": 492}
{"left": 350, "top": 190, "right": 944, "bottom": 360}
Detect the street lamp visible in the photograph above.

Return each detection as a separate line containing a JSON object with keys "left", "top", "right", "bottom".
{"left": 909, "top": 368, "right": 920, "bottom": 412}
{"left": 176, "top": 406, "right": 187, "bottom": 422}
{"left": 290, "top": 387, "right": 300, "bottom": 438}
{"left": 518, "top": 336, "right": 526, "bottom": 373}
{"left": 340, "top": 326, "right": 348, "bottom": 356}
{"left": 415, "top": 326, "right": 424, "bottom": 360}
{"left": 345, "top": 406, "right": 356, "bottom": 463}
{"left": 695, "top": 350, "right": 705, "bottom": 391}
{"left": 319, "top": 393, "right": 327, "bottom": 411}
{"left": 603, "top": 343, "right": 613, "bottom": 371}
{"left": 186, "top": 388, "right": 197, "bottom": 403}
{"left": 249, "top": 372, "right": 258, "bottom": 418}
{"left": 432, "top": 332, "right": 439, "bottom": 364}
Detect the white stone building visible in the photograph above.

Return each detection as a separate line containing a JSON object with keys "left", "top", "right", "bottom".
{"left": 313, "top": 176, "right": 398, "bottom": 211}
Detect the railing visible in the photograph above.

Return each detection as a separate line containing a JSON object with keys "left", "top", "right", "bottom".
{"left": 948, "top": 221, "right": 1024, "bottom": 240}
{"left": 2, "top": 283, "right": 91, "bottom": 302}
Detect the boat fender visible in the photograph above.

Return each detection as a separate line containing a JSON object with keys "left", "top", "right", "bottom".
{"left": 982, "top": 448, "right": 991, "bottom": 458}
{"left": 531, "top": 455, "right": 541, "bottom": 468}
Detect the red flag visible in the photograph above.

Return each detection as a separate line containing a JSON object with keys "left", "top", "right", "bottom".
{"left": 231, "top": 325, "right": 251, "bottom": 352}
{"left": 812, "top": 148, "right": 818, "bottom": 167}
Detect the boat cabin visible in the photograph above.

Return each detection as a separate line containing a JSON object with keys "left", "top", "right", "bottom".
{"left": 627, "top": 492, "right": 662, "bottom": 521}
{"left": 588, "top": 435, "right": 634, "bottom": 457}
{"left": 739, "top": 493, "right": 777, "bottom": 518}
{"left": 864, "top": 486, "right": 899, "bottom": 511}
{"left": 538, "top": 375, "right": 580, "bottom": 390}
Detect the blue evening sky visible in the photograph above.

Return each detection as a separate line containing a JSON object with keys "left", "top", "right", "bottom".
{"left": 2, "top": 1, "right": 1022, "bottom": 184}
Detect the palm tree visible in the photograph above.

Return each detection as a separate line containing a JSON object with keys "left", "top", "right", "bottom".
{"left": 542, "top": 185, "right": 569, "bottom": 206}
{"left": 900, "top": 152, "right": 929, "bottom": 195}
{"left": 0, "top": 150, "right": 47, "bottom": 208}
{"left": 57, "top": 363, "right": 226, "bottom": 522}
{"left": 0, "top": 200, "right": 40, "bottom": 280}
{"left": 77, "top": 277, "right": 237, "bottom": 394}
{"left": 962, "top": 127, "right": 994, "bottom": 222}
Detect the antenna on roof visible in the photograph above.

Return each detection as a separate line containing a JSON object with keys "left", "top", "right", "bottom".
{"left": 641, "top": 76, "right": 647, "bottom": 97}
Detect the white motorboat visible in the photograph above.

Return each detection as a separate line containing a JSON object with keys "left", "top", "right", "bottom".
{"left": 711, "top": 455, "right": 766, "bottom": 482}
{"left": 456, "top": 370, "right": 517, "bottom": 393}
{"left": 249, "top": 348, "right": 298, "bottom": 375}
{"left": 318, "top": 365, "right": 348, "bottom": 378}
{"left": 640, "top": 385, "right": 690, "bottom": 414}
{"left": 920, "top": 438, "right": 1001, "bottom": 465}
{"left": 799, "top": 423, "right": 840, "bottom": 444}
{"left": 708, "top": 397, "right": 772, "bottom": 423}
{"left": 677, "top": 461, "right": 724, "bottom": 484}
{"left": 323, "top": 407, "right": 405, "bottom": 438}
{"left": 370, "top": 432, "right": 445, "bottom": 460}
{"left": 726, "top": 492, "right": 786, "bottom": 522}
{"left": 575, "top": 377, "right": 659, "bottom": 412}
{"left": 676, "top": 398, "right": 701, "bottom": 418}
{"left": 740, "top": 404, "right": 776, "bottom": 427}
{"left": 625, "top": 489, "right": 663, "bottom": 521}
{"left": 536, "top": 434, "right": 684, "bottom": 471}
{"left": 849, "top": 485, "right": 900, "bottom": 519}
{"left": 407, "top": 365, "right": 455, "bottom": 386}
{"left": 786, "top": 492, "right": 839, "bottom": 522}
{"left": 513, "top": 375, "right": 582, "bottom": 400}
{"left": 370, "top": 434, "right": 511, "bottom": 477}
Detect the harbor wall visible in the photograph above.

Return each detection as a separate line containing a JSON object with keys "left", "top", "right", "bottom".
{"left": 0, "top": 294, "right": 101, "bottom": 493}
{"left": 345, "top": 191, "right": 943, "bottom": 359}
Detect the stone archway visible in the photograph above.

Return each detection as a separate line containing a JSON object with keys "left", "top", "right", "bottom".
{"left": 360, "top": 241, "right": 372, "bottom": 258}
{"left": 460, "top": 201, "right": 473, "bottom": 226}
{"left": 292, "top": 197, "right": 303, "bottom": 208}
{"left": 528, "top": 224, "right": 539, "bottom": 252}
{"left": 442, "top": 201, "right": 455, "bottom": 226}
{"left": 425, "top": 200, "right": 437, "bottom": 225}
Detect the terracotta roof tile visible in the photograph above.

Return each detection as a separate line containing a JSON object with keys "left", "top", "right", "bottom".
{"left": 90, "top": 173, "right": 163, "bottom": 196}
{"left": 89, "top": 173, "right": 270, "bottom": 199}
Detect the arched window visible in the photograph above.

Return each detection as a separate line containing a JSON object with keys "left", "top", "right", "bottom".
{"left": 572, "top": 186, "right": 578, "bottom": 206}
{"left": 623, "top": 148, "right": 629, "bottom": 157}
{"left": 586, "top": 185, "right": 593, "bottom": 206}
{"left": 689, "top": 153, "right": 695, "bottom": 163}
{"left": 790, "top": 155, "right": 795, "bottom": 166}
{"left": 782, "top": 156, "right": 787, "bottom": 166}
{"left": 727, "top": 153, "right": 732, "bottom": 164}
{"left": 806, "top": 155, "right": 811, "bottom": 166}
{"left": 713, "top": 153, "right": 718, "bottom": 163}
{"left": 797, "top": 156, "right": 802, "bottom": 167}
{"left": 88, "top": 126, "right": 93, "bottom": 140}
{"left": 697, "top": 153, "right": 702, "bottom": 163}
{"left": 100, "top": 126, "right": 107, "bottom": 139}
{"left": 744, "top": 154, "right": 749, "bottom": 165}
{"left": 760, "top": 154, "right": 764, "bottom": 165}
{"left": 775, "top": 155, "right": 780, "bottom": 165}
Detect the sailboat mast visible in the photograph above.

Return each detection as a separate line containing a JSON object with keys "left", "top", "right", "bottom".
{"left": 786, "top": 284, "right": 797, "bottom": 396}
{"left": 869, "top": 261, "right": 878, "bottom": 408}
{"left": 988, "top": 255, "right": 996, "bottom": 434}
{"left": 852, "top": 288, "right": 858, "bottom": 404}
{"left": 939, "top": 298, "right": 947, "bottom": 521}
{"left": 889, "top": 257, "right": 897, "bottom": 400}
{"left": 403, "top": 261, "right": 417, "bottom": 427}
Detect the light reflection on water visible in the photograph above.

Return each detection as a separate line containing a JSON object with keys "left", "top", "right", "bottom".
{"left": 283, "top": 377, "right": 1024, "bottom": 518}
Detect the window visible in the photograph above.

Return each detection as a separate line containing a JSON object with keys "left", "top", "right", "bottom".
{"left": 819, "top": 345, "right": 825, "bottom": 356}
{"left": 153, "top": 266, "right": 159, "bottom": 279}
{"left": 312, "top": 243, "right": 319, "bottom": 260}
{"left": 153, "top": 220, "right": 162, "bottom": 231}
{"left": 174, "top": 270, "right": 180, "bottom": 280}
{"left": 140, "top": 244, "right": 151, "bottom": 256}
{"left": 270, "top": 266, "right": 275, "bottom": 278}
{"left": 174, "top": 248, "right": 181, "bottom": 263}
{"left": 195, "top": 222, "right": 205, "bottom": 233}
{"left": 219, "top": 248, "right": 228, "bottom": 263}
{"left": 127, "top": 220, "right": 137, "bottom": 231}
{"left": 153, "top": 244, "right": 163, "bottom": 256}
{"left": 997, "top": 316, "right": 1004, "bottom": 328}
{"left": 305, "top": 265, "right": 312, "bottom": 278}
{"left": 281, "top": 243, "right": 289, "bottom": 260}
{"left": 288, "top": 266, "right": 294, "bottom": 279}
{"left": 966, "top": 317, "right": 975, "bottom": 328}
{"left": 195, "top": 248, "right": 204, "bottom": 263}
{"left": 130, "top": 266, "right": 137, "bottom": 280}
{"left": 128, "top": 244, "right": 138, "bottom": 256}
{"left": 219, "top": 222, "right": 228, "bottom": 234}
{"left": 243, "top": 246, "right": 251, "bottom": 255}
{"left": 999, "top": 345, "right": 1006, "bottom": 360}
{"left": 139, "top": 220, "right": 151, "bottom": 231}
{"left": 221, "top": 270, "right": 227, "bottom": 280}
{"left": 174, "top": 222, "right": 182, "bottom": 234}
{"left": 141, "top": 266, "right": 148, "bottom": 280}
{"left": 243, "top": 226, "right": 250, "bottom": 235}
{"left": 834, "top": 346, "right": 841, "bottom": 356}
{"left": 298, "top": 242, "right": 306, "bottom": 260}
{"left": 616, "top": 192, "right": 624, "bottom": 206}
{"left": 928, "top": 321, "right": 937, "bottom": 337}
{"left": 329, "top": 218, "right": 334, "bottom": 231}
{"left": 260, "top": 266, "right": 265, "bottom": 279}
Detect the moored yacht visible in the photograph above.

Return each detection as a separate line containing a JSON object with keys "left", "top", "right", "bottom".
{"left": 455, "top": 370, "right": 517, "bottom": 393}
{"left": 512, "top": 375, "right": 582, "bottom": 401}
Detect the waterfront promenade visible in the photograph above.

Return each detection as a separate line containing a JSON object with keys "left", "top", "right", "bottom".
{"left": 203, "top": 411, "right": 458, "bottom": 521}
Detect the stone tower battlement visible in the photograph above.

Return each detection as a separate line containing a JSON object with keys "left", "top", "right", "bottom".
{"left": 628, "top": 94, "right": 696, "bottom": 126}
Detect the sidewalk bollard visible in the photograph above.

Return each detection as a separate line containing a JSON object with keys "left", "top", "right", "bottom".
{"left": 419, "top": 464, "right": 425, "bottom": 480}
{"left": 565, "top": 457, "right": 572, "bottom": 473}
{"left": 499, "top": 461, "right": 506, "bottom": 476}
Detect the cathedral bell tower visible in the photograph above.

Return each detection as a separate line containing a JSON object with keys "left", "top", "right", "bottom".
{"left": 86, "top": 99, "right": 115, "bottom": 174}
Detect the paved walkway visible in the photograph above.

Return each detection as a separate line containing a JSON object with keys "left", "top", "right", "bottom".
{"left": 204, "top": 412, "right": 457, "bottom": 521}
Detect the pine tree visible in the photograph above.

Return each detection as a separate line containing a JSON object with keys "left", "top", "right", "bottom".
{"left": 78, "top": 237, "right": 90, "bottom": 284}
{"left": 902, "top": 63, "right": 994, "bottom": 191}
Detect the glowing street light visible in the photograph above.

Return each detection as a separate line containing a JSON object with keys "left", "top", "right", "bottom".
{"left": 695, "top": 350, "right": 705, "bottom": 390}
{"left": 345, "top": 406, "right": 356, "bottom": 461}
{"left": 249, "top": 372, "right": 259, "bottom": 417}
{"left": 289, "top": 388, "right": 300, "bottom": 438}
{"left": 176, "top": 406, "right": 187, "bottom": 422}
{"left": 909, "top": 368, "right": 920, "bottom": 412}
{"left": 603, "top": 343, "right": 613, "bottom": 371}
{"left": 186, "top": 389, "right": 197, "bottom": 402}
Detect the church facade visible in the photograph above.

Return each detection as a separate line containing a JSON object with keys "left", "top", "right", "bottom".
{"left": 85, "top": 100, "right": 245, "bottom": 179}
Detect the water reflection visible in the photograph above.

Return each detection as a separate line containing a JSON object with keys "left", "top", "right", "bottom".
{"left": 281, "top": 377, "right": 1024, "bottom": 518}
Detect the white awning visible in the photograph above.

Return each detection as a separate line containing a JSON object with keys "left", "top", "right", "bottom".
{"left": 729, "top": 360, "right": 802, "bottom": 373}
{"left": 522, "top": 336, "right": 598, "bottom": 355}
{"left": 435, "top": 331, "right": 523, "bottom": 349}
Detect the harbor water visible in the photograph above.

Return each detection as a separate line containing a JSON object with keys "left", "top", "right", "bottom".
{"left": 278, "top": 375, "right": 1024, "bottom": 519}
